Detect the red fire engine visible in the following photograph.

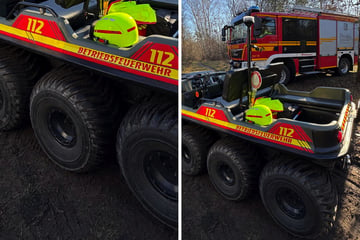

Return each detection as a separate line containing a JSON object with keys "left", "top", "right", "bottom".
{"left": 225, "top": 6, "right": 359, "bottom": 83}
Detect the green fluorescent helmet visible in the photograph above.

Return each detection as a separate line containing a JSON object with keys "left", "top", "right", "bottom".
{"left": 254, "top": 97, "right": 284, "bottom": 112}
{"left": 245, "top": 105, "right": 273, "bottom": 126}
{"left": 94, "top": 12, "right": 139, "bottom": 48}
{"left": 108, "top": 1, "right": 157, "bottom": 24}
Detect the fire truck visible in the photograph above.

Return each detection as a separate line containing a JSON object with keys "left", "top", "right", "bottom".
{"left": 225, "top": 6, "right": 359, "bottom": 84}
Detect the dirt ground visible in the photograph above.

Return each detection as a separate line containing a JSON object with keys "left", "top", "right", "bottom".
{"left": 0, "top": 127, "right": 177, "bottom": 239}
{"left": 183, "top": 68, "right": 360, "bottom": 240}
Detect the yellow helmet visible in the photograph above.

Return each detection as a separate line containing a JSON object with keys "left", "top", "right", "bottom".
{"left": 108, "top": 1, "right": 157, "bottom": 24}
{"left": 94, "top": 12, "right": 138, "bottom": 48}
{"left": 245, "top": 105, "right": 273, "bottom": 125}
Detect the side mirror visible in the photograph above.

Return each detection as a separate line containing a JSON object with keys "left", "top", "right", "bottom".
{"left": 222, "top": 26, "right": 226, "bottom": 41}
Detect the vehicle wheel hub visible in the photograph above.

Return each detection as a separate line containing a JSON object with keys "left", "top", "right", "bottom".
{"left": 144, "top": 151, "right": 178, "bottom": 201}
{"left": 276, "top": 187, "right": 306, "bottom": 219}
{"left": 279, "top": 70, "right": 286, "bottom": 84}
{"left": 182, "top": 144, "right": 191, "bottom": 164}
{"left": 217, "top": 163, "right": 235, "bottom": 186}
{"left": 340, "top": 61, "right": 349, "bottom": 74}
{"left": 48, "top": 109, "right": 76, "bottom": 147}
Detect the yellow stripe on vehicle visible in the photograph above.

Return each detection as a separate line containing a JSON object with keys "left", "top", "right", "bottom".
{"left": 306, "top": 41, "right": 316, "bottom": 46}
{"left": 0, "top": 23, "right": 178, "bottom": 80}
{"left": 279, "top": 41, "right": 300, "bottom": 46}
{"left": 338, "top": 47, "right": 353, "bottom": 50}
{"left": 320, "top": 37, "right": 336, "bottom": 43}
{"left": 182, "top": 109, "right": 312, "bottom": 151}
{"left": 252, "top": 58, "right": 268, "bottom": 61}
{"left": 319, "top": 66, "right": 337, "bottom": 69}
{"left": 256, "top": 43, "right": 277, "bottom": 47}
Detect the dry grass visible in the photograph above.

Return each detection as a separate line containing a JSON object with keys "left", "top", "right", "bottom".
{"left": 182, "top": 60, "right": 229, "bottom": 73}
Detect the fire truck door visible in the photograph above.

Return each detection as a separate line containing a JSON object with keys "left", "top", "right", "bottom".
{"left": 319, "top": 19, "right": 337, "bottom": 68}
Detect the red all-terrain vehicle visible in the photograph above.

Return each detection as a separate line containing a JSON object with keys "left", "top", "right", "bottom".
{"left": 182, "top": 15, "right": 358, "bottom": 238}
{"left": 0, "top": 0, "right": 178, "bottom": 228}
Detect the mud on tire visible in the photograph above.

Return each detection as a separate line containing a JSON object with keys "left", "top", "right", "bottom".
{"left": 117, "top": 100, "right": 178, "bottom": 228}
{"left": 0, "top": 45, "right": 42, "bottom": 130}
{"left": 259, "top": 158, "right": 338, "bottom": 239}
{"left": 182, "top": 124, "right": 215, "bottom": 176}
{"left": 207, "top": 137, "right": 260, "bottom": 201}
{"left": 30, "top": 66, "right": 118, "bottom": 172}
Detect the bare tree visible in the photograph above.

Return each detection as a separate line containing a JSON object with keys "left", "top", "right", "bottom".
{"left": 227, "top": 0, "right": 247, "bottom": 17}
{"left": 182, "top": 25, "right": 202, "bottom": 62}
{"left": 183, "top": 0, "right": 227, "bottom": 60}
{"left": 261, "top": 0, "right": 293, "bottom": 12}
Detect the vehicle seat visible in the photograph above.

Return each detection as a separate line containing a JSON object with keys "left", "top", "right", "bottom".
{"left": 0, "top": 0, "right": 20, "bottom": 17}
{"left": 222, "top": 68, "right": 248, "bottom": 102}
{"left": 222, "top": 63, "right": 284, "bottom": 103}
{"left": 19, "top": 0, "right": 97, "bottom": 30}
{"left": 42, "top": 0, "right": 96, "bottom": 30}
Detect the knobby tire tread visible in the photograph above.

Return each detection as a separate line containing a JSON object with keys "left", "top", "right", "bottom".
{"left": 182, "top": 124, "right": 216, "bottom": 175}
{"left": 0, "top": 45, "right": 42, "bottom": 130}
{"left": 30, "top": 65, "right": 119, "bottom": 172}
{"left": 260, "top": 158, "right": 337, "bottom": 238}
{"left": 208, "top": 137, "right": 261, "bottom": 200}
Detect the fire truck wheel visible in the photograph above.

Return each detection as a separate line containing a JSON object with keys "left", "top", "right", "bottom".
{"left": 279, "top": 65, "right": 291, "bottom": 84}
{"left": 0, "top": 46, "right": 41, "bottom": 130}
{"left": 30, "top": 66, "right": 117, "bottom": 172}
{"left": 117, "top": 101, "right": 178, "bottom": 228}
{"left": 207, "top": 138, "right": 260, "bottom": 201}
{"left": 337, "top": 57, "right": 350, "bottom": 76}
{"left": 259, "top": 158, "right": 338, "bottom": 238}
{"left": 182, "top": 125, "right": 216, "bottom": 176}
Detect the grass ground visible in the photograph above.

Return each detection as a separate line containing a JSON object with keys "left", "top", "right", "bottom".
{"left": 182, "top": 60, "right": 229, "bottom": 73}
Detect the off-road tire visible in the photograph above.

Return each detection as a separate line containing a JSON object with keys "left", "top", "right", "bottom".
{"left": 182, "top": 124, "right": 215, "bottom": 176}
{"left": 259, "top": 158, "right": 338, "bottom": 239}
{"left": 207, "top": 137, "right": 260, "bottom": 201}
{"left": 30, "top": 66, "right": 117, "bottom": 172}
{"left": 0, "top": 46, "right": 41, "bottom": 130}
{"left": 117, "top": 101, "right": 178, "bottom": 228}
{"left": 336, "top": 57, "right": 350, "bottom": 76}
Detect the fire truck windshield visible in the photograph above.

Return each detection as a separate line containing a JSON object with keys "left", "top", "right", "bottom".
{"left": 231, "top": 23, "right": 247, "bottom": 43}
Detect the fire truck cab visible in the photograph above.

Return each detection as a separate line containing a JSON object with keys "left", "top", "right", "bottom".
{"left": 224, "top": 6, "right": 359, "bottom": 84}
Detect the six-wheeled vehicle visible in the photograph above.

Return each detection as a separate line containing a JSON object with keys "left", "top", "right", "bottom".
{"left": 182, "top": 15, "right": 358, "bottom": 238}
{"left": 0, "top": 0, "right": 178, "bottom": 228}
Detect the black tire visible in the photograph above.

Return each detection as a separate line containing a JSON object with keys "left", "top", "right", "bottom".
{"left": 30, "top": 66, "right": 117, "bottom": 172}
{"left": 182, "top": 125, "right": 215, "bottom": 176}
{"left": 0, "top": 46, "right": 41, "bottom": 130}
{"left": 279, "top": 64, "right": 291, "bottom": 84}
{"left": 259, "top": 158, "right": 338, "bottom": 238}
{"left": 207, "top": 138, "right": 260, "bottom": 201}
{"left": 117, "top": 101, "right": 178, "bottom": 228}
{"left": 336, "top": 57, "right": 350, "bottom": 76}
